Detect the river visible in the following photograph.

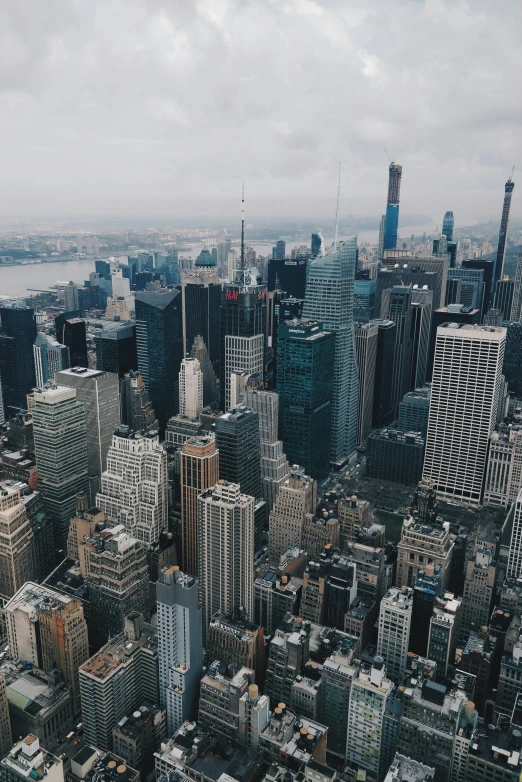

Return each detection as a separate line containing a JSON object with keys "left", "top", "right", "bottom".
{"left": 0, "top": 223, "right": 440, "bottom": 298}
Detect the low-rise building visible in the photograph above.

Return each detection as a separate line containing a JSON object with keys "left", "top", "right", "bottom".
{"left": 0, "top": 735, "right": 63, "bottom": 782}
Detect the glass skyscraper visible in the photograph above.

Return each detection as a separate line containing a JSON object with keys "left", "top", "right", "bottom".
{"left": 303, "top": 239, "right": 359, "bottom": 464}
{"left": 383, "top": 163, "right": 402, "bottom": 251}
{"left": 442, "top": 211, "right": 454, "bottom": 242}
{"left": 0, "top": 307, "right": 37, "bottom": 415}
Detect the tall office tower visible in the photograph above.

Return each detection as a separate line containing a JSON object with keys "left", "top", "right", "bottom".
{"left": 383, "top": 162, "right": 402, "bottom": 251}
{"left": 372, "top": 319, "right": 396, "bottom": 427}
{"left": 494, "top": 174, "right": 515, "bottom": 290}
{"left": 446, "top": 267, "right": 484, "bottom": 311}
{"left": 398, "top": 387, "right": 430, "bottom": 438}
{"left": 381, "top": 257, "right": 448, "bottom": 314}
{"left": 244, "top": 386, "right": 290, "bottom": 513}
{"left": 86, "top": 527, "right": 150, "bottom": 649}
{"left": 226, "top": 249, "right": 237, "bottom": 280}
{"left": 215, "top": 405, "right": 261, "bottom": 496}
{"left": 56, "top": 367, "right": 120, "bottom": 497}
{"left": 508, "top": 489, "right": 522, "bottom": 579}
{"left": 494, "top": 277, "right": 515, "bottom": 320}
{"left": 33, "top": 334, "right": 70, "bottom": 388}
{"left": 355, "top": 322, "right": 378, "bottom": 445}
{"left": 64, "top": 281, "right": 79, "bottom": 312}
{"left": 267, "top": 257, "right": 307, "bottom": 299}
{"left": 442, "top": 211, "right": 454, "bottom": 243}
{"left": 504, "top": 322, "right": 522, "bottom": 395}
{"left": 95, "top": 321, "right": 137, "bottom": 378}
{"left": 508, "top": 254, "right": 522, "bottom": 324}
{"left": 0, "top": 674, "right": 12, "bottom": 758}
{"left": 428, "top": 593, "right": 462, "bottom": 680}
{"left": 366, "top": 429, "right": 425, "bottom": 485}
{"left": 197, "top": 482, "right": 254, "bottom": 642}
{"left": 268, "top": 468, "right": 316, "bottom": 563}
{"left": 423, "top": 324, "right": 506, "bottom": 505}
{"left": 0, "top": 307, "right": 37, "bottom": 415}
{"left": 347, "top": 660, "right": 393, "bottom": 779}
{"left": 135, "top": 289, "right": 183, "bottom": 431}
{"left": 4, "top": 582, "right": 89, "bottom": 710}
{"left": 0, "top": 483, "right": 37, "bottom": 598}
{"left": 462, "top": 258, "right": 494, "bottom": 317}
{"left": 302, "top": 238, "right": 359, "bottom": 465}
{"left": 354, "top": 278, "right": 376, "bottom": 323}
{"left": 272, "top": 240, "right": 286, "bottom": 260}
{"left": 181, "top": 255, "right": 220, "bottom": 377}
{"left": 179, "top": 357, "right": 203, "bottom": 420}
{"left": 317, "top": 647, "right": 357, "bottom": 760}
{"left": 96, "top": 427, "right": 168, "bottom": 548}
{"left": 219, "top": 266, "right": 266, "bottom": 412}
{"left": 377, "top": 587, "right": 413, "bottom": 681}
{"left": 0, "top": 377, "right": 4, "bottom": 425}
{"left": 378, "top": 214, "right": 386, "bottom": 258}
{"left": 377, "top": 267, "right": 437, "bottom": 319}
{"left": 426, "top": 304, "right": 481, "bottom": 379}
{"left": 381, "top": 286, "right": 413, "bottom": 411}
{"left": 180, "top": 434, "right": 219, "bottom": 577}
{"left": 409, "top": 566, "right": 442, "bottom": 656}
{"left": 311, "top": 233, "right": 322, "bottom": 258}
{"left": 217, "top": 239, "right": 231, "bottom": 267}
{"left": 190, "top": 334, "right": 218, "bottom": 406}
{"left": 483, "top": 424, "right": 522, "bottom": 507}
{"left": 80, "top": 615, "right": 158, "bottom": 751}
{"left": 277, "top": 319, "right": 334, "bottom": 479}
{"left": 410, "top": 287, "right": 433, "bottom": 389}
{"left": 156, "top": 567, "right": 203, "bottom": 735}
{"left": 31, "top": 385, "right": 89, "bottom": 549}
{"left": 460, "top": 547, "right": 496, "bottom": 639}
{"left": 120, "top": 370, "right": 158, "bottom": 433}
{"left": 55, "top": 313, "right": 88, "bottom": 367}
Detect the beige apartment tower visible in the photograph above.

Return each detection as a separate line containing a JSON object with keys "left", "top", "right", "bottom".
{"left": 268, "top": 468, "right": 316, "bottom": 563}
{"left": 0, "top": 483, "right": 37, "bottom": 598}
{"left": 180, "top": 434, "right": 219, "bottom": 576}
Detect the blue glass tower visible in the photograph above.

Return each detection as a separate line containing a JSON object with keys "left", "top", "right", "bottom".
{"left": 383, "top": 163, "right": 402, "bottom": 251}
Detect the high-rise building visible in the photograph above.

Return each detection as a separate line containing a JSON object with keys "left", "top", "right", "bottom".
{"left": 0, "top": 307, "right": 37, "bottom": 416}
{"left": 494, "top": 174, "right": 515, "bottom": 291}
{"left": 135, "top": 289, "right": 183, "bottom": 431}
{"left": 446, "top": 267, "right": 484, "bottom": 311}
{"left": 410, "top": 287, "right": 433, "bottom": 389}
{"left": 33, "top": 334, "right": 69, "bottom": 388}
{"left": 427, "top": 304, "right": 481, "bottom": 379}
{"left": 120, "top": 370, "right": 158, "bottom": 433}
{"left": 215, "top": 406, "right": 262, "bottom": 499}
{"left": 508, "top": 488, "right": 522, "bottom": 580}
{"left": 156, "top": 567, "right": 202, "bottom": 735}
{"left": 268, "top": 468, "right": 316, "bottom": 563}
{"left": 366, "top": 428, "right": 425, "bottom": 485}
{"left": 31, "top": 385, "right": 89, "bottom": 550}
{"left": 0, "top": 675, "right": 12, "bottom": 758}
{"left": 55, "top": 314, "right": 88, "bottom": 368}
{"left": 398, "top": 387, "right": 430, "bottom": 438}
{"left": 355, "top": 322, "right": 378, "bottom": 445}
{"left": 382, "top": 256, "right": 448, "bottom": 314}
{"left": 64, "top": 281, "right": 79, "bottom": 312}
{"left": 377, "top": 587, "right": 413, "bottom": 681}
{"left": 346, "top": 660, "right": 393, "bottom": 778}
{"left": 181, "top": 259, "right": 220, "bottom": 377}
{"left": 0, "top": 483, "right": 37, "bottom": 598}
{"left": 272, "top": 240, "right": 286, "bottom": 260}
{"left": 179, "top": 357, "right": 203, "bottom": 420}
{"left": 303, "top": 238, "right": 359, "bottom": 465}
{"left": 267, "top": 257, "right": 307, "bottom": 299}
{"left": 4, "top": 582, "right": 89, "bottom": 710}
{"left": 494, "top": 277, "right": 515, "bottom": 321}
{"left": 94, "top": 321, "right": 137, "bottom": 378}
{"left": 377, "top": 267, "right": 438, "bottom": 318}
{"left": 79, "top": 615, "right": 158, "bottom": 751}
{"left": 442, "top": 211, "right": 454, "bottom": 243}
{"left": 207, "top": 612, "right": 264, "bottom": 685}
{"left": 460, "top": 547, "right": 496, "bottom": 639}
{"left": 510, "top": 253, "right": 522, "bottom": 322}
{"left": 462, "top": 258, "right": 494, "bottom": 318}
{"left": 197, "top": 481, "right": 254, "bottom": 642}
{"left": 354, "top": 279, "right": 376, "bottom": 323}
{"left": 56, "top": 367, "right": 120, "bottom": 498}
{"left": 423, "top": 324, "right": 506, "bottom": 505}
{"left": 427, "top": 592, "right": 462, "bottom": 680}
{"left": 381, "top": 285, "right": 413, "bottom": 411}
{"left": 503, "top": 322, "right": 522, "bottom": 395}
{"left": 372, "top": 319, "right": 396, "bottom": 427}
{"left": 244, "top": 385, "right": 290, "bottom": 513}
{"left": 190, "top": 334, "right": 218, "bottom": 406}
{"left": 409, "top": 566, "right": 443, "bottom": 657}
{"left": 383, "top": 162, "right": 402, "bottom": 251}
{"left": 277, "top": 319, "right": 334, "bottom": 479}
{"left": 483, "top": 424, "right": 522, "bottom": 507}
{"left": 96, "top": 427, "right": 168, "bottom": 548}
{"left": 179, "top": 434, "right": 219, "bottom": 577}
{"left": 378, "top": 213, "right": 386, "bottom": 259}
{"left": 311, "top": 233, "right": 322, "bottom": 258}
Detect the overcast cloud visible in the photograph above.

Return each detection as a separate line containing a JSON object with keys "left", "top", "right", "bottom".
{"left": 0, "top": 0, "right": 520, "bottom": 223}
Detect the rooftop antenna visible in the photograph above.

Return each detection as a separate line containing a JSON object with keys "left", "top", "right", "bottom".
{"left": 509, "top": 165, "right": 515, "bottom": 181}
{"left": 333, "top": 161, "right": 341, "bottom": 250}
{"left": 384, "top": 147, "right": 391, "bottom": 163}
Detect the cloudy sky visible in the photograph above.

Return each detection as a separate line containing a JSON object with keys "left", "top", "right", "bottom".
{"left": 0, "top": 0, "right": 520, "bottom": 224}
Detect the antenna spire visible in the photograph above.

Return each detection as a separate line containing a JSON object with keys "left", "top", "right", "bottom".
{"left": 510, "top": 165, "right": 515, "bottom": 181}
{"left": 240, "top": 182, "right": 245, "bottom": 271}
{"left": 333, "top": 161, "right": 341, "bottom": 250}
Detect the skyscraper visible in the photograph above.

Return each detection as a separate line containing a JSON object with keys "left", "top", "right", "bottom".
{"left": 31, "top": 385, "right": 89, "bottom": 549}
{"left": 268, "top": 468, "right": 316, "bottom": 563}
{"left": 179, "top": 434, "right": 219, "bottom": 577}
{"left": 510, "top": 253, "right": 522, "bottom": 322}
{"left": 410, "top": 286, "right": 433, "bottom": 390}
{"left": 181, "top": 257, "right": 220, "bottom": 377}
{"left": 446, "top": 267, "right": 484, "bottom": 311}
{"left": 197, "top": 481, "right": 254, "bottom": 642}
{"left": 272, "top": 240, "right": 286, "bottom": 260}
{"left": 33, "top": 334, "right": 70, "bottom": 388}
{"left": 383, "top": 162, "right": 402, "bottom": 251}
{"left": 311, "top": 233, "right": 322, "bottom": 258}
{"left": 55, "top": 313, "right": 88, "bottom": 368}
{"left": 494, "top": 174, "right": 515, "bottom": 290}
{"left": 381, "top": 285, "right": 413, "bottom": 412}
{"left": 156, "top": 567, "right": 203, "bottom": 735}
{"left": 493, "top": 277, "right": 515, "bottom": 321}
{"left": 135, "top": 289, "right": 183, "bottom": 431}
{"left": 56, "top": 367, "right": 120, "bottom": 499}
{"left": 377, "top": 587, "right": 413, "bottom": 681}
{"left": 95, "top": 321, "right": 137, "bottom": 378}
{"left": 354, "top": 279, "right": 376, "bottom": 323}
{"left": 508, "top": 488, "right": 522, "bottom": 580}
{"left": 120, "top": 370, "right": 158, "bottom": 433}
{"left": 355, "top": 322, "right": 378, "bottom": 445}
{"left": 96, "top": 426, "right": 168, "bottom": 547}
{"left": 179, "top": 357, "right": 203, "bottom": 420}
{"left": 0, "top": 674, "right": 11, "bottom": 758}
{"left": 0, "top": 307, "right": 37, "bottom": 415}
{"left": 423, "top": 323, "right": 506, "bottom": 505}
{"left": 302, "top": 238, "right": 359, "bottom": 465}
{"left": 346, "top": 661, "right": 393, "bottom": 778}
{"left": 442, "top": 211, "right": 454, "bottom": 243}
{"left": 277, "top": 319, "right": 334, "bottom": 479}
{"left": 372, "top": 319, "right": 396, "bottom": 427}
{"left": 0, "top": 483, "right": 37, "bottom": 598}
{"left": 64, "top": 281, "right": 80, "bottom": 312}
{"left": 267, "top": 257, "right": 307, "bottom": 299}
{"left": 190, "top": 334, "right": 219, "bottom": 406}
{"left": 462, "top": 259, "right": 494, "bottom": 317}
{"left": 378, "top": 214, "right": 386, "bottom": 259}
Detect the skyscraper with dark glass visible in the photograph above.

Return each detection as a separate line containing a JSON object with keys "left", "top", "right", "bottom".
{"left": 55, "top": 312, "right": 88, "bottom": 368}
{"left": 494, "top": 175, "right": 515, "bottom": 290}
{"left": 181, "top": 251, "right": 220, "bottom": 376}
{"left": 372, "top": 319, "right": 396, "bottom": 427}
{"left": 311, "top": 233, "right": 322, "bottom": 258}
{"left": 383, "top": 163, "right": 402, "bottom": 251}
{"left": 442, "top": 211, "right": 454, "bottom": 242}
{"left": 302, "top": 238, "right": 359, "bottom": 465}
{"left": 135, "top": 289, "right": 183, "bottom": 431}
{"left": 267, "top": 257, "right": 307, "bottom": 299}
{"left": 272, "top": 240, "right": 286, "bottom": 260}
{"left": 277, "top": 319, "right": 334, "bottom": 479}
{"left": 0, "top": 307, "right": 37, "bottom": 415}
{"left": 381, "top": 285, "right": 413, "bottom": 413}
{"left": 94, "top": 321, "right": 137, "bottom": 378}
